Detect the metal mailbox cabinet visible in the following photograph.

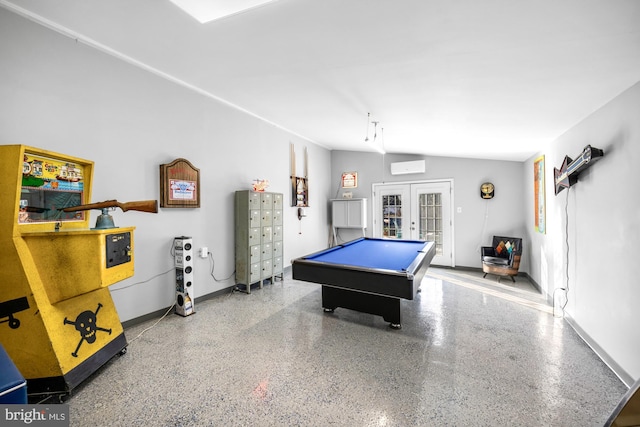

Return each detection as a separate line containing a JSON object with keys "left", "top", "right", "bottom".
{"left": 235, "top": 191, "right": 283, "bottom": 293}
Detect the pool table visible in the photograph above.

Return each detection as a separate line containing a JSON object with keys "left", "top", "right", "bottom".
{"left": 292, "top": 237, "right": 436, "bottom": 329}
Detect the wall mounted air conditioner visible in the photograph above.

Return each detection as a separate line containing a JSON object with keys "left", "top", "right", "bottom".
{"left": 390, "top": 160, "right": 425, "bottom": 175}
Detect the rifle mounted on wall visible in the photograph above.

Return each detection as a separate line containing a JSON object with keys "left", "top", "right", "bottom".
{"left": 63, "top": 200, "right": 158, "bottom": 214}
{"left": 63, "top": 199, "right": 158, "bottom": 229}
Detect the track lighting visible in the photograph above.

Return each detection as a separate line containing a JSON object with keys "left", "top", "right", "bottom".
{"left": 363, "top": 113, "right": 385, "bottom": 154}
{"left": 364, "top": 112, "right": 370, "bottom": 143}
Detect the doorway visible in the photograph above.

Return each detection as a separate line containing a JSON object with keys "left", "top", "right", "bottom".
{"left": 372, "top": 180, "right": 453, "bottom": 266}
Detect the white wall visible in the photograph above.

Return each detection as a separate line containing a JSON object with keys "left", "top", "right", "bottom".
{"left": 525, "top": 81, "right": 640, "bottom": 385}
{"left": 330, "top": 151, "right": 526, "bottom": 270}
{"left": 0, "top": 9, "right": 332, "bottom": 322}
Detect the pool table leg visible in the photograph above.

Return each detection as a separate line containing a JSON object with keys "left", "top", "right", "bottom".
{"left": 321, "top": 286, "right": 402, "bottom": 329}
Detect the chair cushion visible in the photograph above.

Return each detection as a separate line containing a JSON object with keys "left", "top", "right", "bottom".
{"left": 495, "top": 240, "right": 513, "bottom": 258}
{"left": 483, "top": 256, "right": 510, "bottom": 266}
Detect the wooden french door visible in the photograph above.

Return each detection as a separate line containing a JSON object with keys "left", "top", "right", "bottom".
{"left": 373, "top": 181, "right": 453, "bottom": 266}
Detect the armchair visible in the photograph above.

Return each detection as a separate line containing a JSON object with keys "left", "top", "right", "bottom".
{"left": 481, "top": 236, "right": 522, "bottom": 282}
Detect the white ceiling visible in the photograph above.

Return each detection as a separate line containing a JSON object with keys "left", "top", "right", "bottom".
{"left": 3, "top": 0, "right": 640, "bottom": 161}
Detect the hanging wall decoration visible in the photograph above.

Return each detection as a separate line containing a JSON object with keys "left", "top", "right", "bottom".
{"left": 341, "top": 172, "right": 358, "bottom": 188}
{"left": 480, "top": 182, "right": 495, "bottom": 199}
{"left": 553, "top": 145, "right": 603, "bottom": 195}
{"left": 533, "top": 155, "right": 546, "bottom": 234}
{"left": 160, "top": 158, "right": 201, "bottom": 208}
{"left": 290, "top": 143, "right": 308, "bottom": 207}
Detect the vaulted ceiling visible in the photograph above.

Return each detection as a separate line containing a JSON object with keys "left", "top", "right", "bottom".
{"left": 3, "top": 0, "right": 640, "bottom": 161}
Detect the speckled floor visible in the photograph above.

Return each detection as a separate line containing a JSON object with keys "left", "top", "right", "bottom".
{"left": 66, "top": 268, "right": 627, "bottom": 426}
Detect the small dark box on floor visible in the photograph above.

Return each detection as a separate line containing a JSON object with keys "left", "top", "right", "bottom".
{"left": 0, "top": 344, "right": 27, "bottom": 404}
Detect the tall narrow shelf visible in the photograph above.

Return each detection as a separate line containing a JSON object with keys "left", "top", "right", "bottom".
{"left": 331, "top": 198, "right": 367, "bottom": 244}
{"left": 235, "top": 191, "right": 284, "bottom": 293}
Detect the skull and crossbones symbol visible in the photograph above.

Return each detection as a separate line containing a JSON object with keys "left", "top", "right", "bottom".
{"left": 63, "top": 303, "right": 112, "bottom": 357}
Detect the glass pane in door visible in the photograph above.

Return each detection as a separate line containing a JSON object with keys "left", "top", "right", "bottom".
{"left": 382, "top": 194, "right": 403, "bottom": 239}
{"left": 419, "top": 193, "right": 443, "bottom": 255}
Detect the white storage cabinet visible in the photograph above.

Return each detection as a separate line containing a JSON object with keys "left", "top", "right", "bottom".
{"left": 331, "top": 198, "right": 367, "bottom": 244}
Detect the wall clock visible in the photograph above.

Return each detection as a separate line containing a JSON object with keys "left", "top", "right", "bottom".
{"left": 480, "top": 182, "right": 495, "bottom": 199}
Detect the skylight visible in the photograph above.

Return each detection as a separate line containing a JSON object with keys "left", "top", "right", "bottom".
{"left": 168, "top": 0, "right": 280, "bottom": 24}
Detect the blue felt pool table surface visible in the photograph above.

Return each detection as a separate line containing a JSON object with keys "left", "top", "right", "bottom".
{"left": 301, "top": 238, "right": 430, "bottom": 271}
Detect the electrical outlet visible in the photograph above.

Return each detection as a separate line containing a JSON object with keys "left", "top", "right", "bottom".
{"left": 199, "top": 247, "right": 208, "bottom": 258}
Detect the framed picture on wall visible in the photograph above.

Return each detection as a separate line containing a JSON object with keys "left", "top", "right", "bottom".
{"left": 341, "top": 172, "right": 358, "bottom": 188}
{"left": 160, "top": 158, "right": 200, "bottom": 208}
{"left": 292, "top": 176, "right": 308, "bottom": 207}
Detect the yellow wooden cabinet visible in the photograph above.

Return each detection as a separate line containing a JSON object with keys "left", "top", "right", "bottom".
{"left": 0, "top": 145, "right": 133, "bottom": 398}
